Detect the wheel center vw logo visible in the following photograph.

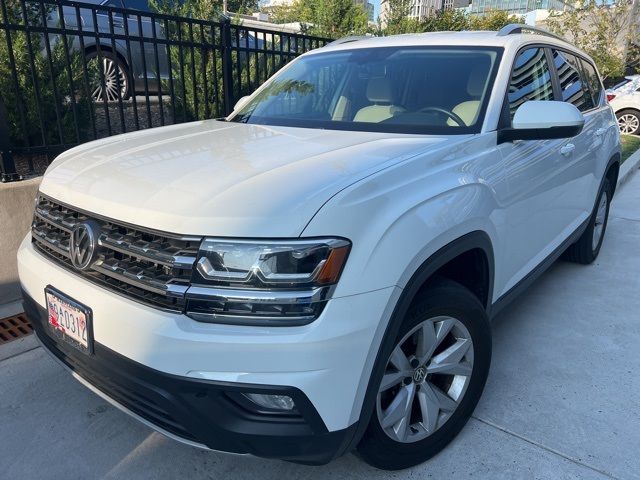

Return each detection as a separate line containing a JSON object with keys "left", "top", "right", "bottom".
{"left": 69, "top": 221, "right": 99, "bottom": 271}
{"left": 413, "top": 366, "right": 427, "bottom": 383}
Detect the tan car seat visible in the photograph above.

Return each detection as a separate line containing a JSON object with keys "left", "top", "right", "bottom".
{"left": 354, "top": 77, "right": 405, "bottom": 123}
{"left": 447, "top": 68, "right": 487, "bottom": 127}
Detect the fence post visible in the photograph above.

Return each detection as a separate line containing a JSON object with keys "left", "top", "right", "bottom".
{"left": 0, "top": 96, "right": 19, "bottom": 183}
{"left": 220, "top": 16, "right": 234, "bottom": 116}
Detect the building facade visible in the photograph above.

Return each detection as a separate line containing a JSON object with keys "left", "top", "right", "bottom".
{"left": 408, "top": 0, "right": 444, "bottom": 20}
{"left": 469, "top": 0, "right": 569, "bottom": 15}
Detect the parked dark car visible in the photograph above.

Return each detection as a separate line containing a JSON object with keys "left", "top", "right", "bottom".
{"left": 53, "top": 0, "right": 266, "bottom": 101}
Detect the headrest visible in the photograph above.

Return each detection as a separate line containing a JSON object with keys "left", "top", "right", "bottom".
{"left": 467, "top": 66, "right": 487, "bottom": 97}
{"left": 366, "top": 77, "right": 393, "bottom": 103}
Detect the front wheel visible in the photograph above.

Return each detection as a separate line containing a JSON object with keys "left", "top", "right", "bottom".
{"left": 87, "top": 51, "right": 130, "bottom": 102}
{"left": 357, "top": 279, "right": 491, "bottom": 470}
{"left": 616, "top": 109, "right": 640, "bottom": 135}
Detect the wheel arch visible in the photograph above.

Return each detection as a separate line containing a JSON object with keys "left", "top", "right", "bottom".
{"left": 605, "top": 152, "right": 621, "bottom": 198}
{"left": 84, "top": 43, "right": 130, "bottom": 71}
{"left": 343, "top": 231, "right": 494, "bottom": 455}
{"left": 614, "top": 106, "right": 640, "bottom": 115}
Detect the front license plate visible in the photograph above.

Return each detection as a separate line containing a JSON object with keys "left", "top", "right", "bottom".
{"left": 45, "top": 286, "right": 94, "bottom": 354}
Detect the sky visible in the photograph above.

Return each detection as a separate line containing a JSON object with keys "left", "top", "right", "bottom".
{"left": 372, "top": 0, "right": 381, "bottom": 19}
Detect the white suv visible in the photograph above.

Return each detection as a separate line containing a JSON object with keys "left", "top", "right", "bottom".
{"left": 607, "top": 75, "right": 640, "bottom": 135}
{"left": 18, "top": 25, "right": 621, "bottom": 470}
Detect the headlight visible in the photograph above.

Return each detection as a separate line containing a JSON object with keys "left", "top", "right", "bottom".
{"left": 185, "top": 238, "right": 350, "bottom": 326}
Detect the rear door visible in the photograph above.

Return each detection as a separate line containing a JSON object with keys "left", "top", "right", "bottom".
{"left": 550, "top": 49, "right": 607, "bottom": 219}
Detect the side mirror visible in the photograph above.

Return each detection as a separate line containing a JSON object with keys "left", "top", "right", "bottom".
{"left": 233, "top": 95, "right": 251, "bottom": 112}
{"left": 498, "top": 100, "right": 585, "bottom": 143}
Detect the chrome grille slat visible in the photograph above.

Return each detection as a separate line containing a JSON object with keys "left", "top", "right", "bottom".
{"left": 31, "top": 196, "right": 202, "bottom": 311}
{"left": 32, "top": 221, "right": 71, "bottom": 257}
{"left": 92, "top": 259, "right": 189, "bottom": 297}
{"left": 98, "top": 230, "right": 196, "bottom": 269}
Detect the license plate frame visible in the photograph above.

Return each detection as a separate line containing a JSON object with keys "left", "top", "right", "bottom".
{"left": 44, "top": 286, "right": 94, "bottom": 355}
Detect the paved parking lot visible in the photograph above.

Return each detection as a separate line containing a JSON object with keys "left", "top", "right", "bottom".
{"left": 1, "top": 170, "right": 639, "bottom": 480}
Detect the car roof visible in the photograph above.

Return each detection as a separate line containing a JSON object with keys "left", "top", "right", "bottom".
{"left": 311, "top": 30, "right": 591, "bottom": 62}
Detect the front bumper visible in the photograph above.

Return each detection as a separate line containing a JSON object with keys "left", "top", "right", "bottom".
{"left": 18, "top": 236, "right": 400, "bottom": 463}
{"left": 24, "top": 292, "right": 355, "bottom": 464}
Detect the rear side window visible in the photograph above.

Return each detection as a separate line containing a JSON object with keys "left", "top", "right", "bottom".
{"left": 552, "top": 50, "right": 594, "bottom": 112}
{"left": 580, "top": 59, "right": 603, "bottom": 106}
{"left": 508, "top": 47, "right": 554, "bottom": 118}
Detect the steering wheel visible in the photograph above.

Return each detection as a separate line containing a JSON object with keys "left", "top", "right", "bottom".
{"left": 417, "top": 106, "right": 466, "bottom": 127}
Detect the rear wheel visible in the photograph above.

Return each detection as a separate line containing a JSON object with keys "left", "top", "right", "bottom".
{"left": 564, "top": 179, "right": 612, "bottom": 264}
{"left": 616, "top": 109, "right": 640, "bottom": 135}
{"left": 357, "top": 279, "right": 491, "bottom": 470}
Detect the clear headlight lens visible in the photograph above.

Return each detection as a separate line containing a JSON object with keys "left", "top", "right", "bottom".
{"left": 194, "top": 238, "right": 350, "bottom": 288}
{"left": 185, "top": 238, "right": 351, "bottom": 326}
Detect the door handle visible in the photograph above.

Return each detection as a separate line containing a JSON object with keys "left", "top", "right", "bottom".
{"left": 560, "top": 143, "right": 575, "bottom": 156}
{"left": 595, "top": 128, "right": 607, "bottom": 137}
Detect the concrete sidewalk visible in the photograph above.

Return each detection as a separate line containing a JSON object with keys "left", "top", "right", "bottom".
{"left": 1, "top": 171, "right": 639, "bottom": 479}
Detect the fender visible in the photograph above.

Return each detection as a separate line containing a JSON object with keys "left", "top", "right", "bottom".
{"left": 341, "top": 231, "right": 494, "bottom": 456}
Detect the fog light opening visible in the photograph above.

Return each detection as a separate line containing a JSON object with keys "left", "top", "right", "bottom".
{"left": 243, "top": 393, "right": 296, "bottom": 412}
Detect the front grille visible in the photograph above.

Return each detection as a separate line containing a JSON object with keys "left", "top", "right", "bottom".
{"left": 32, "top": 195, "right": 202, "bottom": 311}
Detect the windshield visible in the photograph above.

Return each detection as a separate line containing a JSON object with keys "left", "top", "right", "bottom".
{"left": 229, "top": 46, "right": 502, "bottom": 135}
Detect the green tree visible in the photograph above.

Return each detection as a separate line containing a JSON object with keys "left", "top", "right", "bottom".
{"left": 0, "top": 0, "right": 91, "bottom": 151}
{"left": 546, "top": 0, "right": 640, "bottom": 80}
{"left": 421, "top": 8, "right": 469, "bottom": 32}
{"left": 378, "top": 7, "right": 521, "bottom": 35}
{"left": 380, "top": 0, "right": 421, "bottom": 35}
{"left": 268, "top": 0, "right": 369, "bottom": 38}
{"left": 468, "top": 10, "right": 523, "bottom": 31}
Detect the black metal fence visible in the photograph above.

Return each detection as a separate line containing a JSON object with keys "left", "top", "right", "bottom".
{"left": 0, "top": 0, "right": 329, "bottom": 181}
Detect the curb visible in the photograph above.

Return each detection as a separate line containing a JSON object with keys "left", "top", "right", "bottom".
{"left": 618, "top": 139, "right": 640, "bottom": 187}
{"left": 0, "top": 299, "right": 24, "bottom": 320}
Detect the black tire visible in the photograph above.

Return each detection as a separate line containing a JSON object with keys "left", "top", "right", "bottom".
{"left": 357, "top": 278, "right": 491, "bottom": 470}
{"left": 616, "top": 109, "right": 640, "bottom": 136}
{"left": 86, "top": 50, "right": 130, "bottom": 102}
{"left": 564, "top": 179, "right": 612, "bottom": 264}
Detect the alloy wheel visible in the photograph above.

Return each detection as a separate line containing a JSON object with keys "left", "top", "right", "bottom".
{"left": 376, "top": 316, "right": 474, "bottom": 443}
{"left": 592, "top": 191, "right": 608, "bottom": 251}
{"left": 92, "top": 57, "right": 128, "bottom": 102}
{"left": 618, "top": 114, "right": 639, "bottom": 135}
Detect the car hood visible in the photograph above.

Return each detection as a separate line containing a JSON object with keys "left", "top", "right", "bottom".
{"left": 41, "top": 120, "right": 454, "bottom": 237}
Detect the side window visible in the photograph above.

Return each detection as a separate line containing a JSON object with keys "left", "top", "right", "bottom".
{"left": 123, "top": 0, "right": 150, "bottom": 11}
{"left": 552, "top": 50, "right": 594, "bottom": 112}
{"left": 508, "top": 47, "right": 554, "bottom": 118}
{"left": 580, "top": 59, "right": 603, "bottom": 106}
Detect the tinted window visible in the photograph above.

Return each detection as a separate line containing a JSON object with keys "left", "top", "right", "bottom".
{"left": 612, "top": 79, "right": 630, "bottom": 90}
{"left": 580, "top": 59, "right": 603, "bottom": 107}
{"left": 508, "top": 47, "right": 554, "bottom": 118}
{"left": 124, "top": 0, "right": 150, "bottom": 11}
{"left": 553, "top": 50, "right": 594, "bottom": 112}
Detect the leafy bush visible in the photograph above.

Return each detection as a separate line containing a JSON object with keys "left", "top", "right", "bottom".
{"left": 0, "top": 0, "right": 91, "bottom": 149}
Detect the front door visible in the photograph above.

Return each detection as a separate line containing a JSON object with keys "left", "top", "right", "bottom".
{"left": 497, "top": 46, "right": 591, "bottom": 296}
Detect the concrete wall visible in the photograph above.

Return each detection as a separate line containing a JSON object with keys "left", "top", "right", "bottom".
{"left": 0, "top": 177, "right": 41, "bottom": 304}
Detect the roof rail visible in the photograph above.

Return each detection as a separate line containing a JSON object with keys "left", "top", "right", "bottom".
{"left": 325, "top": 35, "right": 369, "bottom": 47}
{"left": 497, "top": 23, "right": 565, "bottom": 42}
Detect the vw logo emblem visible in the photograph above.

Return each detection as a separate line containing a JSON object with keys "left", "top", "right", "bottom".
{"left": 413, "top": 366, "right": 427, "bottom": 384}
{"left": 69, "top": 221, "right": 99, "bottom": 271}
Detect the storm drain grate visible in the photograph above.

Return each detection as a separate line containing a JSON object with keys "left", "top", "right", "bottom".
{"left": 0, "top": 313, "right": 33, "bottom": 344}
